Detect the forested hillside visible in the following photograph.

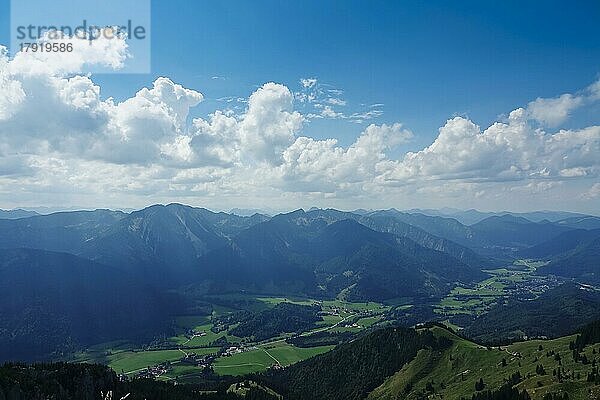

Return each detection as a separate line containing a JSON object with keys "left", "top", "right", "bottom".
{"left": 463, "top": 283, "right": 600, "bottom": 344}
{"left": 0, "top": 248, "right": 178, "bottom": 361}
{"left": 0, "top": 362, "right": 278, "bottom": 400}
{"left": 260, "top": 326, "right": 451, "bottom": 400}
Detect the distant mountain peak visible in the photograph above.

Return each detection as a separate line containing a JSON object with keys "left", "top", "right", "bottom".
{"left": 477, "top": 214, "right": 532, "bottom": 224}
{"left": 0, "top": 209, "right": 40, "bottom": 219}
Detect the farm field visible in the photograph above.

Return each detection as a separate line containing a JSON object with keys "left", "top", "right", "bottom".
{"left": 72, "top": 276, "right": 570, "bottom": 385}
{"left": 170, "top": 322, "right": 242, "bottom": 347}
{"left": 72, "top": 294, "right": 387, "bottom": 382}
{"left": 434, "top": 260, "right": 560, "bottom": 322}
{"left": 109, "top": 350, "right": 187, "bottom": 374}
{"left": 213, "top": 342, "right": 334, "bottom": 376}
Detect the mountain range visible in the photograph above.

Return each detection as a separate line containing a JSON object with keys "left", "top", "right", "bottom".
{"left": 0, "top": 209, "right": 39, "bottom": 219}
{"left": 1, "top": 203, "right": 599, "bottom": 362}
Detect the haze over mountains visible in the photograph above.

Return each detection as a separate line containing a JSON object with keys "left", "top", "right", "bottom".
{"left": 1, "top": 204, "right": 598, "bottom": 290}
{"left": 407, "top": 208, "right": 599, "bottom": 226}
{"left": 0, "top": 209, "right": 39, "bottom": 219}
{"left": 1, "top": 203, "right": 599, "bottom": 362}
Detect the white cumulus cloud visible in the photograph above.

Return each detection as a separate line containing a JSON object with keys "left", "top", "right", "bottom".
{"left": 380, "top": 108, "right": 600, "bottom": 184}
{"left": 526, "top": 93, "right": 583, "bottom": 127}
{"left": 0, "top": 34, "right": 599, "bottom": 213}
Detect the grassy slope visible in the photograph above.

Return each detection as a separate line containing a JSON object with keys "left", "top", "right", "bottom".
{"left": 213, "top": 342, "right": 334, "bottom": 376}
{"left": 369, "top": 327, "right": 600, "bottom": 400}
{"left": 170, "top": 323, "right": 242, "bottom": 347}
{"left": 108, "top": 350, "right": 184, "bottom": 373}
{"left": 266, "top": 343, "right": 335, "bottom": 366}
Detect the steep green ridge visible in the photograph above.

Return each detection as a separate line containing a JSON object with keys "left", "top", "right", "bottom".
{"left": 260, "top": 326, "right": 451, "bottom": 400}
{"left": 369, "top": 326, "right": 600, "bottom": 400}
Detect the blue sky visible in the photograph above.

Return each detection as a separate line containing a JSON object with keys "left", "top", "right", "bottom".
{"left": 3, "top": 0, "right": 599, "bottom": 147}
{"left": 105, "top": 0, "right": 600, "bottom": 144}
{"left": 111, "top": 0, "right": 598, "bottom": 149}
{"left": 0, "top": 0, "right": 599, "bottom": 212}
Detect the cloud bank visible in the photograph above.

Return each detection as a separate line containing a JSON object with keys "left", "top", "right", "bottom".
{"left": 0, "top": 36, "right": 599, "bottom": 213}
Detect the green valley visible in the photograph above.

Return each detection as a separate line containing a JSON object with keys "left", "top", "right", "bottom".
{"left": 70, "top": 294, "right": 391, "bottom": 383}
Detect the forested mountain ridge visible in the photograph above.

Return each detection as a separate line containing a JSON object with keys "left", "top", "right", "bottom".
{"left": 0, "top": 209, "right": 126, "bottom": 254}
{"left": 408, "top": 209, "right": 593, "bottom": 225}
{"left": 0, "top": 248, "right": 179, "bottom": 361}
{"left": 199, "top": 214, "right": 485, "bottom": 300}
{"left": 0, "top": 205, "right": 591, "bottom": 282}
{"left": 259, "top": 326, "right": 451, "bottom": 400}
{"left": 541, "top": 237, "right": 600, "bottom": 283}
{"left": 78, "top": 204, "right": 269, "bottom": 282}
{"left": 362, "top": 210, "right": 580, "bottom": 259}
{"left": 463, "top": 283, "right": 600, "bottom": 344}
{"left": 519, "top": 228, "right": 600, "bottom": 259}
{"left": 356, "top": 211, "right": 494, "bottom": 268}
